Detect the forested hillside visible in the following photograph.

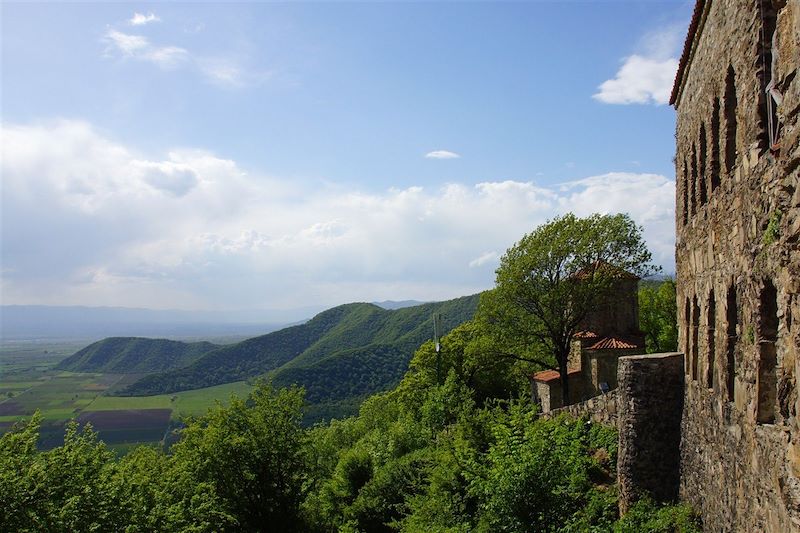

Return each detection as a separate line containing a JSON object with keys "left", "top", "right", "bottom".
{"left": 117, "top": 295, "right": 479, "bottom": 401}
{"left": 56, "top": 337, "right": 219, "bottom": 374}
{"left": 1, "top": 321, "right": 699, "bottom": 532}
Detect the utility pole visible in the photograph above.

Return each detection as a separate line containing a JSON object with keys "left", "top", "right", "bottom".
{"left": 433, "top": 313, "right": 442, "bottom": 385}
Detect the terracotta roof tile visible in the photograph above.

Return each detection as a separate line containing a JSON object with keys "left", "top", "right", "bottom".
{"left": 531, "top": 368, "right": 582, "bottom": 383}
{"left": 587, "top": 336, "right": 642, "bottom": 350}
{"left": 574, "top": 330, "right": 599, "bottom": 339}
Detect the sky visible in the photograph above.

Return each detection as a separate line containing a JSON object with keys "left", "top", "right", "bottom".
{"left": 1, "top": 1, "right": 693, "bottom": 313}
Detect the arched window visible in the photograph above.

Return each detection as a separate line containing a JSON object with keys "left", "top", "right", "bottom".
{"left": 699, "top": 124, "right": 708, "bottom": 205}
{"left": 757, "top": 280, "right": 778, "bottom": 424}
{"left": 685, "top": 297, "right": 692, "bottom": 376}
{"left": 682, "top": 160, "right": 689, "bottom": 226}
{"left": 726, "top": 285, "right": 738, "bottom": 402}
{"left": 711, "top": 98, "right": 721, "bottom": 191}
{"left": 692, "top": 296, "right": 700, "bottom": 381}
{"left": 724, "top": 66, "right": 738, "bottom": 173}
{"left": 758, "top": 0, "right": 779, "bottom": 151}
{"left": 707, "top": 290, "right": 716, "bottom": 389}
{"left": 691, "top": 144, "right": 698, "bottom": 216}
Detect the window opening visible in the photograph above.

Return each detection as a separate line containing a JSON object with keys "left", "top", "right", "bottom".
{"left": 726, "top": 285, "right": 738, "bottom": 402}
{"left": 757, "top": 280, "right": 778, "bottom": 424}
{"left": 699, "top": 124, "right": 708, "bottom": 205}
{"left": 707, "top": 291, "right": 716, "bottom": 390}
{"left": 691, "top": 144, "right": 698, "bottom": 216}
{"left": 724, "top": 66, "right": 738, "bottom": 173}
{"left": 682, "top": 160, "right": 689, "bottom": 226}
{"left": 685, "top": 297, "right": 692, "bottom": 376}
{"left": 692, "top": 296, "right": 700, "bottom": 381}
{"left": 711, "top": 98, "right": 721, "bottom": 191}
{"left": 758, "top": 0, "right": 780, "bottom": 151}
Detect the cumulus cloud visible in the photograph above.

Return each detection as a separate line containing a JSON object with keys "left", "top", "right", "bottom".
{"left": 425, "top": 150, "right": 460, "bottom": 160}
{"left": 593, "top": 26, "right": 683, "bottom": 105}
{"left": 129, "top": 12, "right": 160, "bottom": 26}
{"left": 0, "top": 120, "right": 675, "bottom": 310}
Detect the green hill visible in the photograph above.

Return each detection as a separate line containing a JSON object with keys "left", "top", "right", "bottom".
{"left": 56, "top": 337, "right": 219, "bottom": 374}
{"left": 117, "top": 295, "right": 480, "bottom": 407}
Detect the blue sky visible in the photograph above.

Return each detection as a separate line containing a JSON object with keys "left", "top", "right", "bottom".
{"left": 1, "top": 1, "right": 692, "bottom": 312}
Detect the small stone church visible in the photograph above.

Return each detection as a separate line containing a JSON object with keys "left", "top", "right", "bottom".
{"left": 531, "top": 267, "right": 646, "bottom": 412}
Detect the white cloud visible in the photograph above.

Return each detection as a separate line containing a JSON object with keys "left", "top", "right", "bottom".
{"left": 1, "top": 120, "right": 676, "bottom": 310}
{"left": 103, "top": 30, "right": 252, "bottom": 85}
{"left": 425, "top": 150, "right": 460, "bottom": 160}
{"left": 104, "top": 30, "right": 189, "bottom": 70}
{"left": 105, "top": 30, "right": 149, "bottom": 56}
{"left": 593, "top": 26, "right": 683, "bottom": 105}
{"left": 469, "top": 251, "right": 499, "bottom": 268}
{"left": 129, "top": 12, "right": 160, "bottom": 26}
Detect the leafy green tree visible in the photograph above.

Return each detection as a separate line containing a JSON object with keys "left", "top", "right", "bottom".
{"left": 639, "top": 279, "right": 678, "bottom": 353}
{"left": 171, "top": 383, "right": 308, "bottom": 532}
{"left": 399, "top": 322, "right": 527, "bottom": 407}
{"left": 477, "top": 213, "right": 658, "bottom": 403}
{"left": 468, "top": 403, "right": 618, "bottom": 533}
{"left": 0, "top": 413, "right": 121, "bottom": 532}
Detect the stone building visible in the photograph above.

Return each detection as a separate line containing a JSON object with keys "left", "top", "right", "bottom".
{"left": 531, "top": 269, "right": 645, "bottom": 412}
{"left": 671, "top": 0, "right": 800, "bottom": 530}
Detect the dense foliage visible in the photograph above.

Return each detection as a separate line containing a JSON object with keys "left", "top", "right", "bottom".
{"left": 638, "top": 279, "right": 678, "bottom": 353}
{"left": 1, "top": 323, "right": 698, "bottom": 532}
{"left": 56, "top": 337, "right": 219, "bottom": 374}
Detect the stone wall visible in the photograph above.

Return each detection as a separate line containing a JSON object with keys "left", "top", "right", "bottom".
{"left": 616, "top": 353, "right": 684, "bottom": 513}
{"left": 673, "top": 0, "right": 800, "bottom": 531}
{"left": 540, "top": 389, "right": 619, "bottom": 427}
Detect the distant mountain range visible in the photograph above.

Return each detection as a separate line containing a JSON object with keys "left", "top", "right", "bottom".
{"left": 1, "top": 302, "right": 425, "bottom": 341}
{"left": 57, "top": 295, "right": 479, "bottom": 421}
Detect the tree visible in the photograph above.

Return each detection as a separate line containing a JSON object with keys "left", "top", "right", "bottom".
{"left": 638, "top": 279, "right": 678, "bottom": 353}
{"left": 477, "top": 213, "right": 658, "bottom": 404}
{"left": 171, "top": 383, "right": 308, "bottom": 532}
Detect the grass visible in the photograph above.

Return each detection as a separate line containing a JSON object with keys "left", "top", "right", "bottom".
{"left": 0, "top": 339, "right": 255, "bottom": 450}
{"left": 87, "top": 380, "right": 254, "bottom": 419}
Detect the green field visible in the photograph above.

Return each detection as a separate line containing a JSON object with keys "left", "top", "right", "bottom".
{"left": 0, "top": 340, "right": 253, "bottom": 450}
{"left": 87, "top": 380, "right": 254, "bottom": 418}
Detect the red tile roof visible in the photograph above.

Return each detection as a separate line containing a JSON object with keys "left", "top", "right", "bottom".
{"left": 531, "top": 369, "right": 582, "bottom": 383}
{"left": 574, "top": 330, "right": 599, "bottom": 339}
{"left": 670, "top": 0, "right": 707, "bottom": 105}
{"left": 587, "top": 336, "right": 642, "bottom": 350}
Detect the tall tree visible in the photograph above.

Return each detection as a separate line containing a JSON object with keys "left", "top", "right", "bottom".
{"left": 638, "top": 278, "right": 678, "bottom": 353}
{"left": 477, "top": 213, "right": 658, "bottom": 404}
{"left": 171, "top": 383, "right": 308, "bottom": 532}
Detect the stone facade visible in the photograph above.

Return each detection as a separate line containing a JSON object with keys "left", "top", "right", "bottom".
{"left": 672, "top": 0, "right": 800, "bottom": 530}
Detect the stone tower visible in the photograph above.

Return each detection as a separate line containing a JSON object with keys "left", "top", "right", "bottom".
{"left": 670, "top": 0, "right": 800, "bottom": 530}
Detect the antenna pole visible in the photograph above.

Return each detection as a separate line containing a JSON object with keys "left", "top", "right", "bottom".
{"left": 434, "top": 313, "right": 442, "bottom": 385}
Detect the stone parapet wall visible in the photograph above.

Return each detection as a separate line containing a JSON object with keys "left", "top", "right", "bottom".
{"left": 540, "top": 389, "right": 618, "bottom": 427}
{"left": 616, "top": 353, "right": 684, "bottom": 513}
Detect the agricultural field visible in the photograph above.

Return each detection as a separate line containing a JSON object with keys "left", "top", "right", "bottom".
{"left": 0, "top": 340, "right": 253, "bottom": 451}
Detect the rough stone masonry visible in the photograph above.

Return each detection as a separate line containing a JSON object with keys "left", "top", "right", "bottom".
{"left": 671, "top": 0, "right": 800, "bottom": 530}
